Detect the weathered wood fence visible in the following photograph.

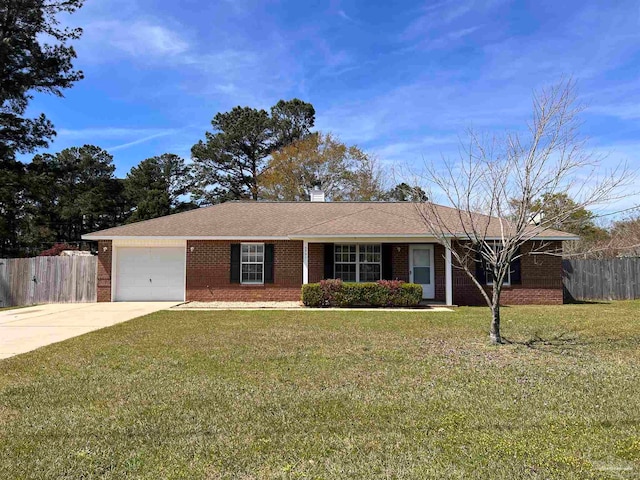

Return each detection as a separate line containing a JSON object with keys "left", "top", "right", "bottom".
{"left": 563, "top": 258, "right": 640, "bottom": 302}
{"left": 0, "top": 257, "right": 97, "bottom": 308}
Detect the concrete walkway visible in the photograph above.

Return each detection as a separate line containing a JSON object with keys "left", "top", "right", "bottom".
{"left": 0, "top": 302, "right": 176, "bottom": 359}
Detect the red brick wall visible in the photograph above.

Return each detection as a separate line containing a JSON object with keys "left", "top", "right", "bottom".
{"left": 391, "top": 244, "right": 410, "bottom": 282}
{"left": 186, "top": 240, "right": 303, "bottom": 302}
{"left": 97, "top": 240, "right": 112, "bottom": 302}
{"left": 98, "top": 238, "right": 562, "bottom": 305}
{"left": 308, "top": 243, "right": 325, "bottom": 283}
{"left": 452, "top": 240, "right": 563, "bottom": 306}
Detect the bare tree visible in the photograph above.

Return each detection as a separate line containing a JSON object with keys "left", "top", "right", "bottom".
{"left": 417, "top": 80, "right": 634, "bottom": 344}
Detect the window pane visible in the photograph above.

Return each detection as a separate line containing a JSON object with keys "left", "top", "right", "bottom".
{"left": 412, "top": 248, "right": 430, "bottom": 267}
{"left": 360, "top": 264, "right": 381, "bottom": 282}
{"left": 335, "top": 244, "right": 356, "bottom": 263}
{"left": 359, "top": 244, "right": 381, "bottom": 263}
{"left": 414, "top": 266, "right": 431, "bottom": 284}
{"left": 335, "top": 263, "right": 356, "bottom": 282}
{"left": 242, "top": 263, "right": 263, "bottom": 283}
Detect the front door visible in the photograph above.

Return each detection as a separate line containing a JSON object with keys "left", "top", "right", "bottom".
{"left": 409, "top": 245, "right": 435, "bottom": 299}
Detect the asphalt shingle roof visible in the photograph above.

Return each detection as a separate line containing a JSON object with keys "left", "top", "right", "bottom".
{"left": 83, "top": 202, "right": 578, "bottom": 240}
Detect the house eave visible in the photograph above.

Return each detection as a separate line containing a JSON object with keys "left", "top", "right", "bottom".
{"left": 81, "top": 235, "right": 291, "bottom": 241}
{"left": 82, "top": 233, "right": 579, "bottom": 242}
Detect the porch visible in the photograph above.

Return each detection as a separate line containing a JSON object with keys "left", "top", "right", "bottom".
{"left": 298, "top": 239, "right": 454, "bottom": 306}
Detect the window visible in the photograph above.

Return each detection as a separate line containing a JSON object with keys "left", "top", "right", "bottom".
{"left": 484, "top": 242, "right": 510, "bottom": 286}
{"left": 241, "top": 243, "right": 264, "bottom": 284}
{"left": 334, "top": 244, "right": 381, "bottom": 282}
{"left": 334, "top": 244, "right": 356, "bottom": 282}
{"left": 359, "top": 244, "right": 381, "bottom": 282}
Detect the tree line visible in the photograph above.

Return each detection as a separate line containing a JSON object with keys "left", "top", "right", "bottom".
{"left": 0, "top": 1, "right": 428, "bottom": 257}
{"left": 3, "top": 98, "right": 427, "bottom": 257}
{"left": 1, "top": 1, "right": 634, "bottom": 267}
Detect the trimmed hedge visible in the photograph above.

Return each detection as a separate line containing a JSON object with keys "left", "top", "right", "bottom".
{"left": 301, "top": 279, "right": 423, "bottom": 307}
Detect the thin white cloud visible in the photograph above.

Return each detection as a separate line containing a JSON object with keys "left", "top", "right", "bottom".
{"left": 401, "top": 0, "right": 476, "bottom": 40}
{"left": 81, "top": 19, "right": 190, "bottom": 59}
{"left": 107, "top": 129, "right": 182, "bottom": 152}
{"left": 57, "top": 127, "right": 172, "bottom": 139}
{"left": 337, "top": 10, "right": 354, "bottom": 22}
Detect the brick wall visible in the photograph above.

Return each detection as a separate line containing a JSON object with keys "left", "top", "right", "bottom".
{"left": 97, "top": 240, "right": 112, "bottom": 302}
{"left": 98, "top": 238, "right": 562, "bottom": 305}
{"left": 308, "top": 243, "right": 325, "bottom": 283}
{"left": 452, "top": 240, "right": 563, "bottom": 306}
{"left": 186, "top": 240, "right": 303, "bottom": 301}
{"left": 391, "top": 244, "right": 410, "bottom": 282}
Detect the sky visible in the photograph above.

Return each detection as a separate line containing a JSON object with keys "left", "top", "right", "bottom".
{"left": 26, "top": 0, "right": 640, "bottom": 212}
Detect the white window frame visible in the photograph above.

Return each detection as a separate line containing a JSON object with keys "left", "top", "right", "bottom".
{"left": 240, "top": 243, "right": 265, "bottom": 285}
{"left": 485, "top": 241, "right": 511, "bottom": 286}
{"left": 334, "top": 244, "right": 357, "bottom": 282}
{"left": 334, "top": 243, "right": 382, "bottom": 283}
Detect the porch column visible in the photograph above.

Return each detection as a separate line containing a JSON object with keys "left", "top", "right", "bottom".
{"left": 302, "top": 240, "right": 309, "bottom": 284}
{"left": 444, "top": 239, "right": 453, "bottom": 306}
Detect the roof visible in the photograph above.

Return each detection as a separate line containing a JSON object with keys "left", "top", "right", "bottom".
{"left": 82, "top": 202, "right": 578, "bottom": 240}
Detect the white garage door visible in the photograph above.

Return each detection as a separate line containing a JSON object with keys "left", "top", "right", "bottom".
{"left": 115, "top": 247, "right": 185, "bottom": 301}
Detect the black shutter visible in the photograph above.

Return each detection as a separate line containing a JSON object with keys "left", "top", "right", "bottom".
{"left": 230, "top": 244, "right": 240, "bottom": 284}
{"left": 324, "top": 243, "right": 334, "bottom": 279}
{"left": 510, "top": 247, "right": 522, "bottom": 285}
{"left": 382, "top": 244, "right": 393, "bottom": 280}
{"left": 475, "top": 246, "right": 486, "bottom": 284}
{"left": 264, "top": 244, "right": 274, "bottom": 284}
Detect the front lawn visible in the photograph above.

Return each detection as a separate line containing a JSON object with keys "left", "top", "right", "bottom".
{"left": 1, "top": 303, "right": 639, "bottom": 478}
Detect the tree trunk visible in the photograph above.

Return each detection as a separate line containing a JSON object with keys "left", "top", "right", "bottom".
{"left": 490, "top": 288, "right": 502, "bottom": 344}
{"left": 490, "top": 305, "right": 502, "bottom": 344}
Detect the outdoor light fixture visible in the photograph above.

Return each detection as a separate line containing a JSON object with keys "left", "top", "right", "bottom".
{"left": 102, "top": 246, "right": 107, "bottom": 252}
{"left": 396, "top": 246, "right": 401, "bottom": 252}
{"left": 190, "top": 246, "right": 195, "bottom": 253}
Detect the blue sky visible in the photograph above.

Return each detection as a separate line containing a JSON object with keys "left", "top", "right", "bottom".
{"left": 27, "top": 0, "right": 640, "bottom": 204}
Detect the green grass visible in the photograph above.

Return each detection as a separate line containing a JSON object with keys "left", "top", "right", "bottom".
{"left": 1, "top": 303, "right": 639, "bottom": 479}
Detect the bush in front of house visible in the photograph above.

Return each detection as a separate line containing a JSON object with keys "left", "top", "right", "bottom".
{"left": 301, "top": 279, "right": 422, "bottom": 307}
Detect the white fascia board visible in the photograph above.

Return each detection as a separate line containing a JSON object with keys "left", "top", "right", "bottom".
{"left": 81, "top": 235, "right": 290, "bottom": 241}
{"left": 288, "top": 234, "right": 449, "bottom": 238}
{"left": 288, "top": 235, "right": 444, "bottom": 243}
{"left": 482, "top": 236, "right": 580, "bottom": 241}
{"left": 82, "top": 233, "right": 579, "bottom": 242}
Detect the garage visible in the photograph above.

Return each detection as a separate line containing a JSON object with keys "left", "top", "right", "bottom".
{"left": 114, "top": 247, "right": 185, "bottom": 301}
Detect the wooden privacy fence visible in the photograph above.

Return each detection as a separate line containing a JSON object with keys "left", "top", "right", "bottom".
{"left": 563, "top": 258, "right": 640, "bottom": 302}
{"left": 0, "top": 256, "right": 97, "bottom": 308}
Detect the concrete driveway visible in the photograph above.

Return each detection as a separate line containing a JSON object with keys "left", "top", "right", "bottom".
{"left": 0, "top": 302, "right": 177, "bottom": 359}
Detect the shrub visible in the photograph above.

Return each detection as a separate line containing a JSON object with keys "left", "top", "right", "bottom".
{"left": 301, "top": 279, "right": 422, "bottom": 307}
{"left": 38, "top": 243, "right": 79, "bottom": 256}
{"left": 301, "top": 283, "right": 324, "bottom": 307}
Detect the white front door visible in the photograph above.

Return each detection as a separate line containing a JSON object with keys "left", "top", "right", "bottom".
{"left": 115, "top": 247, "right": 185, "bottom": 301}
{"left": 409, "top": 245, "right": 435, "bottom": 299}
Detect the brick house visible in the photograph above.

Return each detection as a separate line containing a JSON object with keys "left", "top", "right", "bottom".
{"left": 82, "top": 198, "right": 576, "bottom": 305}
